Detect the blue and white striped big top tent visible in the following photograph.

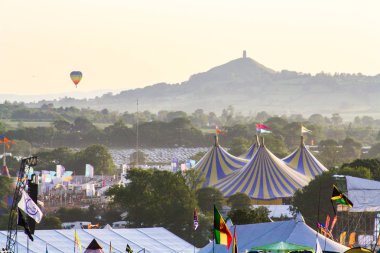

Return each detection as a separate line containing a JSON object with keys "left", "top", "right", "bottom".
{"left": 213, "top": 139, "right": 310, "bottom": 200}
{"left": 239, "top": 135, "right": 259, "bottom": 160}
{"left": 194, "top": 135, "right": 248, "bottom": 187}
{"left": 282, "top": 136, "right": 328, "bottom": 179}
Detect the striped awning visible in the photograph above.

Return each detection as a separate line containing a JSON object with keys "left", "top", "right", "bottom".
{"left": 194, "top": 136, "right": 248, "bottom": 187}
{"left": 213, "top": 142, "right": 310, "bottom": 200}
{"left": 283, "top": 136, "right": 328, "bottom": 178}
{"left": 239, "top": 136, "right": 259, "bottom": 160}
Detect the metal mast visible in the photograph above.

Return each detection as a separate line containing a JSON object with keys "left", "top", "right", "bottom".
{"left": 5, "top": 156, "right": 38, "bottom": 253}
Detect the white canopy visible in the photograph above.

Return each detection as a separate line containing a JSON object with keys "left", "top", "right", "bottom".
{"left": 346, "top": 176, "right": 380, "bottom": 212}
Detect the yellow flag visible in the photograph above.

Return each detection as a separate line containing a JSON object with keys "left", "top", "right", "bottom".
{"left": 339, "top": 231, "right": 347, "bottom": 245}
{"left": 348, "top": 232, "right": 356, "bottom": 246}
{"left": 301, "top": 126, "right": 312, "bottom": 134}
{"left": 74, "top": 230, "right": 83, "bottom": 253}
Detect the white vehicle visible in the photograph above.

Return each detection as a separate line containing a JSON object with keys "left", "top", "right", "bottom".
{"left": 112, "top": 221, "right": 127, "bottom": 229}
{"left": 62, "top": 221, "right": 91, "bottom": 229}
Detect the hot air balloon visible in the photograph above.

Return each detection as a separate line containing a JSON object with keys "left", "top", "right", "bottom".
{"left": 70, "top": 71, "right": 82, "bottom": 87}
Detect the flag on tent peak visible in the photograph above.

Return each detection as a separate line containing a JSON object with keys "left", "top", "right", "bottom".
{"left": 301, "top": 126, "right": 312, "bottom": 134}
{"left": 215, "top": 126, "right": 226, "bottom": 135}
{"left": 256, "top": 124, "right": 272, "bottom": 130}
{"left": 257, "top": 128, "right": 272, "bottom": 134}
{"left": 256, "top": 124, "right": 272, "bottom": 134}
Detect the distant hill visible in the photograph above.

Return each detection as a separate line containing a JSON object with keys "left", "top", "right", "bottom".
{"left": 25, "top": 56, "right": 380, "bottom": 115}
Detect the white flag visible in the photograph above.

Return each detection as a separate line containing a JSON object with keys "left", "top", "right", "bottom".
{"left": 18, "top": 189, "right": 43, "bottom": 223}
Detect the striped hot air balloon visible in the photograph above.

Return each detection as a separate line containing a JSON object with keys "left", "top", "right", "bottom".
{"left": 70, "top": 71, "right": 82, "bottom": 87}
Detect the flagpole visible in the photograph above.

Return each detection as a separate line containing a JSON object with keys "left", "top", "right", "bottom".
{"left": 213, "top": 229, "right": 215, "bottom": 253}
{"left": 27, "top": 237, "right": 29, "bottom": 253}
{"left": 74, "top": 230, "right": 76, "bottom": 253}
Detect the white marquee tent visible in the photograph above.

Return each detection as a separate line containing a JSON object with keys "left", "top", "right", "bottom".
{"left": 0, "top": 227, "right": 196, "bottom": 253}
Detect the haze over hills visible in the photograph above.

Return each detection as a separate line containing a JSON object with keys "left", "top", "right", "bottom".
{"left": 16, "top": 53, "right": 380, "bottom": 116}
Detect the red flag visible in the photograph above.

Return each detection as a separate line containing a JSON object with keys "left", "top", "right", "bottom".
{"left": 330, "top": 215, "right": 338, "bottom": 233}
{"left": 324, "top": 215, "right": 331, "bottom": 236}
{"left": 215, "top": 126, "right": 225, "bottom": 135}
{"left": 256, "top": 124, "right": 272, "bottom": 130}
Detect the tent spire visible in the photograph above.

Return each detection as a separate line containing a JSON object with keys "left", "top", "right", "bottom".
{"left": 260, "top": 136, "right": 265, "bottom": 147}
{"left": 214, "top": 134, "right": 219, "bottom": 147}
{"left": 300, "top": 135, "right": 304, "bottom": 146}
{"left": 256, "top": 135, "right": 260, "bottom": 146}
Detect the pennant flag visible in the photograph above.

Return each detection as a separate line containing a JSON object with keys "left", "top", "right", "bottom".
{"left": 215, "top": 126, "right": 226, "bottom": 135}
{"left": 214, "top": 205, "right": 232, "bottom": 249}
{"left": 193, "top": 208, "right": 199, "bottom": 230}
{"left": 256, "top": 124, "right": 272, "bottom": 130}
{"left": 17, "top": 189, "right": 43, "bottom": 223}
{"left": 126, "top": 244, "right": 133, "bottom": 253}
{"left": 17, "top": 208, "right": 33, "bottom": 241}
{"left": 74, "top": 230, "right": 83, "bottom": 253}
{"left": 331, "top": 185, "right": 353, "bottom": 207}
{"left": 339, "top": 231, "right": 347, "bottom": 245}
{"left": 232, "top": 226, "right": 238, "bottom": 253}
{"left": 301, "top": 126, "right": 312, "bottom": 134}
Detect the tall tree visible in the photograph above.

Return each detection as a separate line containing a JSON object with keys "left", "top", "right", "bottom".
{"left": 106, "top": 169, "right": 197, "bottom": 242}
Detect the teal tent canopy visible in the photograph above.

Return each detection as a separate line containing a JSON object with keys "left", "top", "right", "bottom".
{"left": 251, "top": 241, "right": 313, "bottom": 252}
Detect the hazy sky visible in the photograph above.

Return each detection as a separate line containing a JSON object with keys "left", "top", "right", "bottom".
{"left": 1, "top": 0, "right": 380, "bottom": 95}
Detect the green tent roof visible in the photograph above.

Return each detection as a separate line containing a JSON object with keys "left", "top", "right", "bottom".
{"left": 251, "top": 241, "right": 313, "bottom": 252}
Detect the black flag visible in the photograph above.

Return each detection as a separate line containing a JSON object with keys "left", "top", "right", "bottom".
{"left": 17, "top": 208, "right": 33, "bottom": 241}
{"left": 126, "top": 244, "right": 133, "bottom": 253}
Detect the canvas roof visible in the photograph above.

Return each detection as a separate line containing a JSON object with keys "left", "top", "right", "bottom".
{"left": 283, "top": 136, "right": 328, "bottom": 178}
{"left": 239, "top": 136, "right": 259, "bottom": 160}
{"left": 346, "top": 176, "right": 380, "bottom": 212}
{"left": 198, "top": 214, "right": 348, "bottom": 253}
{"left": 194, "top": 135, "right": 248, "bottom": 187}
{"left": 0, "top": 227, "right": 196, "bottom": 253}
{"left": 213, "top": 141, "right": 310, "bottom": 199}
